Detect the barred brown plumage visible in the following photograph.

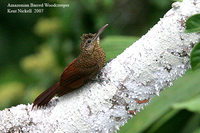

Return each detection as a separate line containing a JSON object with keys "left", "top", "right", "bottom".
{"left": 32, "top": 24, "right": 108, "bottom": 109}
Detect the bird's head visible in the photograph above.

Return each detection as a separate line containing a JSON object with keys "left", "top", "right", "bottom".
{"left": 80, "top": 24, "right": 108, "bottom": 55}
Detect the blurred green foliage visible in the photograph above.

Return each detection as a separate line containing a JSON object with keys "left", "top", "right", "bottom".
{"left": 20, "top": 44, "right": 61, "bottom": 74}
{"left": 0, "top": 82, "right": 25, "bottom": 108}
{"left": 34, "top": 18, "right": 62, "bottom": 36}
{"left": 1, "top": 0, "right": 200, "bottom": 133}
{"left": 101, "top": 36, "right": 139, "bottom": 61}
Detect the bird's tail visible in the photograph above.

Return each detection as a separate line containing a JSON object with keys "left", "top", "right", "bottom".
{"left": 32, "top": 82, "right": 60, "bottom": 109}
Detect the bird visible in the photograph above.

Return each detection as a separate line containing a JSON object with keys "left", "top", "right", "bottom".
{"left": 32, "top": 24, "right": 108, "bottom": 108}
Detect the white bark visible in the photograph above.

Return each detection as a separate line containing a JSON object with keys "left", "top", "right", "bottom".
{"left": 1, "top": 0, "right": 200, "bottom": 132}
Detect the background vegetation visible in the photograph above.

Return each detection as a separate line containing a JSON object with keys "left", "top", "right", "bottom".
{"left": 0, "top": 0, "right": 200, "bottom": 133}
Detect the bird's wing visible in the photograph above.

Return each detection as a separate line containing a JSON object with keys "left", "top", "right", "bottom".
{"left": 59, "top": 59, "right": 99, "bottom": 91}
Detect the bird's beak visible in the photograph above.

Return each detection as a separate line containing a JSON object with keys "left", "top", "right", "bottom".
{"left": 93, "top": 24, "right": 108, "bottom": 41}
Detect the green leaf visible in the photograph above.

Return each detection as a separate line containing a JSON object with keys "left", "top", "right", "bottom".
{"left": 185, "top": 14, "right": 200, "bottom": 33}
{"left": 118, "top": 70, "right": 200, "bottom": 133}
{"left": 146, "top": 110, "right": 179, "bottom": 133}
{"left": 191, "top": 42, "right": 200, "bottom": 70}
{"left": 172, "top": 96, "right": 200, "bottom": 113}
{"left": 101, "top": 36, "right": 139, "bottom": 61}
{"left": 181, "top": 114, "right": 200, "bottom": 133}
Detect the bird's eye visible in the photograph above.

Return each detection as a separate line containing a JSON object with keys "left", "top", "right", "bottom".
{"left": 87, "top": 40, "right": 91, "bottom": 43}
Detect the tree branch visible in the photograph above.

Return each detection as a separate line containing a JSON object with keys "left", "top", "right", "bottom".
{"left": 1, "top": 0, "right": 200, "bottom": 132}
